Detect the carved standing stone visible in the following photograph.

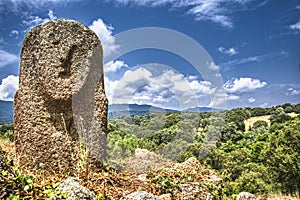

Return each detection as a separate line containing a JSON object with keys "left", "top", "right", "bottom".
{"left": 14, "top": 19, "right": 108, "bottom": 173}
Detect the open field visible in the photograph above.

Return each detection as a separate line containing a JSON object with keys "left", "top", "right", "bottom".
{"left": 244, "top": 112, "right": 299, "bottom": 131}
{"left": 245, "top": 115, "right": 271, "bottom": 131}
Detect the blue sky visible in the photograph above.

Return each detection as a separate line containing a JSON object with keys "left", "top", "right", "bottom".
{"left": 0, "top": 0, "right": 299, "bottom": 110}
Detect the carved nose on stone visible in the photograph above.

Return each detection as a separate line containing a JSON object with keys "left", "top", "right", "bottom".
{"left": 59, "top": 45, "right": 77, "bottom": 78}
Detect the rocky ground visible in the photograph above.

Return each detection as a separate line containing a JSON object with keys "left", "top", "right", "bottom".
{"left": 1, "top": 139, "right": 299, "bottom": 200}
{"left": 0, "top": 139, "right": 223, "bottom": 199}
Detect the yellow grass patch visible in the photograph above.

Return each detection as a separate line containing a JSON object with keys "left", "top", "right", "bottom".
{"left": 244, "top": 115, "right": 271, "bottom": 131}
{"left": 244, "top": 112, "right": 299, "bottom": 131}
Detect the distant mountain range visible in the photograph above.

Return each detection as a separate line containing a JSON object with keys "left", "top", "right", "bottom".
{"left": 108, "top": 104, "right": 220, "bottom": 118}
{"left": 183, "top": 106, "right": 221, "bottom": 113}
{"left": 108, "top": 104, "right": 179, "bottom": 118}
{"left": 0, "top": 100, "right": 220, "bottom": 124}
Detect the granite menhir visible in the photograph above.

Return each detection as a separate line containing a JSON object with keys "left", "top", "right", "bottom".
{"left": 14, "top": 19, "right": 108, "bottom": 174}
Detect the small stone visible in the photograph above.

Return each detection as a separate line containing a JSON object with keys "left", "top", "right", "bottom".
{"left": 54, "top": 177, "right": 97, "bottom": 200}
{"left": 137, "top": 173, "right": 148, "bottom": 182}
{"left": 121, "top": 191, "right": 159, "bottom": 200}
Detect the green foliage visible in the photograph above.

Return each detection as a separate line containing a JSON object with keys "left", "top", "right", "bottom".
{"left": 151, "top": 175, "right": 179, "bottom": 193}
{"left": 221, "top": 122, "right": 242, "bottom": 142}
{"left": 1, "top": 166, "right": 68, "bottom": 199}
{"left": 164, "top": 113, "right": 181, "bottom": 128}
{"left": 225, "top": 108, "right": 250, "bottom": 131}
{"left": 248, "top": 107, "right": 271, "bottom": 116}
{"left": 260, "top": 117, "right": 300, "bottom": 195}
{"left": 234, "top": 163, "right": 271, "bottom": 194}
{"left": 0, "top": 103, "right": 298, "bottom": 198}
{"left": 252, "top": 120, "right": 268, "bottom": 130}
{"left": 106, "top": 103, "right": 300, "bottom": 197}
{"left": 42, "top": 183, "right": 67, "bottom": 199}
{"left": 270, "top": 107, "right": 292, "bottom": 124}
{"left": 8, "top": 194, "right": 20, "bottom": 200}
{"left": 1, "top": 169, "right": 35, "bottom": 193}
{"left": 0, "top": 123, "right": 14, "bottom": 141}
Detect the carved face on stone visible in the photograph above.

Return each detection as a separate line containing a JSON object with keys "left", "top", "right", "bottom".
{"left": 15, "top": 19, "right": 107, "bottom": 173}
{"left": 21, "top": 19, "right": 103, "bottom": 100}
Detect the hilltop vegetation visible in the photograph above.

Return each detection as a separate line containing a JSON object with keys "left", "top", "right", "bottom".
{"left": 107, "top": 103, "right": 300, "bottom": 198}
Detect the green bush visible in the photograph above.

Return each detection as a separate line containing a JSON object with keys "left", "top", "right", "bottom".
{"left": 0, "top": 123, "right": 14, "bottom": 141}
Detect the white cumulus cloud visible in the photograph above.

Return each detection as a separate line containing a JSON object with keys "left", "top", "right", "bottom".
{"left": 22, "top": 9, "right": 57, "bottom": 31}
{"left": 286, "top": 88, "right": 300, "bottom": 96}
{"left": 248, "top": 97, "right": 256, "bottom": 103}
{"left": 0, "top": 50, "right": 18, "bottom": 68}
{"left": 208, "top": 90, "right": 239, "bottom": 108}
{"left": 104, "top": 60, "right": 128, "bottom": 73}
{"left": 89, "top": 18, "right": 119, "bottom": 57}
{"left": 9, "top": 30, "right": 19, "bottom": 39}
{"left": 0, "top": 75, "right": 19, "bottom": 101}
{"left": 218, "top": 47, "right": 238, "bottom": 56}
{"left": 224, "top": 77, "right": 267, "bottom": 93}
{"left": 289, "top": 19, "right": 300, "bottom": 33}
{"left": 105, "top": 64, "right": 215, "bottom": 109}
{"left": 47, "top": 9, "right": 57, "bottom": 20}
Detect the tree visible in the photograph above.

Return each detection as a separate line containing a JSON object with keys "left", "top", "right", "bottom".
{"left": 221, "top": 122, "right": 240, "bottom": 142}
{"left": 221, "top": 148, "right": 252, "bottom": 182}
{"left": 164, "top": 113, "right": 180, "bottom": 128}
{"left": 226, "top": 108, "right": 250, "bottom": 131}
{"left": 235, "top": 169, "right": 270, "bottom": 194}
{"left": 252, "top": 120, "right": 268, "bottom": 130}
{"left": 270, "top": 107, "right": 292, "bottom": 124}
{"left": 261, "top": 118, "right": 300, "bottom": 195}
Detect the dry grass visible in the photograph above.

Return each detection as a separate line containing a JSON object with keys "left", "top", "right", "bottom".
{"left": 2, "top": 138, "right": 299, "bottom": 199}
{"left": 256, "top": 193, "right": 300, "bottom": 200}
{"left": 0, "top": 138, "right": 15, "bottom": 162}
{"left": 244, "top": 112, "right": 298, "bottom": 131}
{"left": 244, "top": 115, "right": 271, "bottom": 131}
{"left": 287, "top": 112, "right": 298, "bottom": 118}
{"left": 0, "top": 139, "right": 222, "bottom": 199}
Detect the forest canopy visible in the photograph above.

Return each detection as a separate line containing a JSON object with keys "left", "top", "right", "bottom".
{"left": 106, "top": 103, "right": 300, "bottom": 197}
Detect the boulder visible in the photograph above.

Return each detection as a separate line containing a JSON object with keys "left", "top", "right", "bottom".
{"left": 121, "top": 148, "right": 173, "bottom": 173}
{"left": 121, "top": 191, "right": 159, "bottom": 200}
{"left": 55, "top": 177, "right": 97, "bottom": 200}
{"left": 14, "top": 19, "right": 108, "bottom": 173}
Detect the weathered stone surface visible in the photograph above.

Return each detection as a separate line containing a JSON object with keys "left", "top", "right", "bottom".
{"left": 180, "top": 182, "right": 214, "bottom": 200}
{"left": 121, "top": 191, "right": 159, "bottom": 200}
{"left": 237, "top": 192, "right": 256, "bottom": 200}
{"left": 54, "top": 177, "right": 97, "bottom": 200}
{"left": 120, "top": 148, "right": 174, "bottom": 173}
{"left": 173, "top": 157, "right": 222, "bottom": 199}
{"left": 14, "top": 19, "right": 108, "bottom": 173}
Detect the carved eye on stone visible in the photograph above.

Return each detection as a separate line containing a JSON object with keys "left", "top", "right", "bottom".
{"left": 59, "top": 45, "right": 77, "bottom": 78}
